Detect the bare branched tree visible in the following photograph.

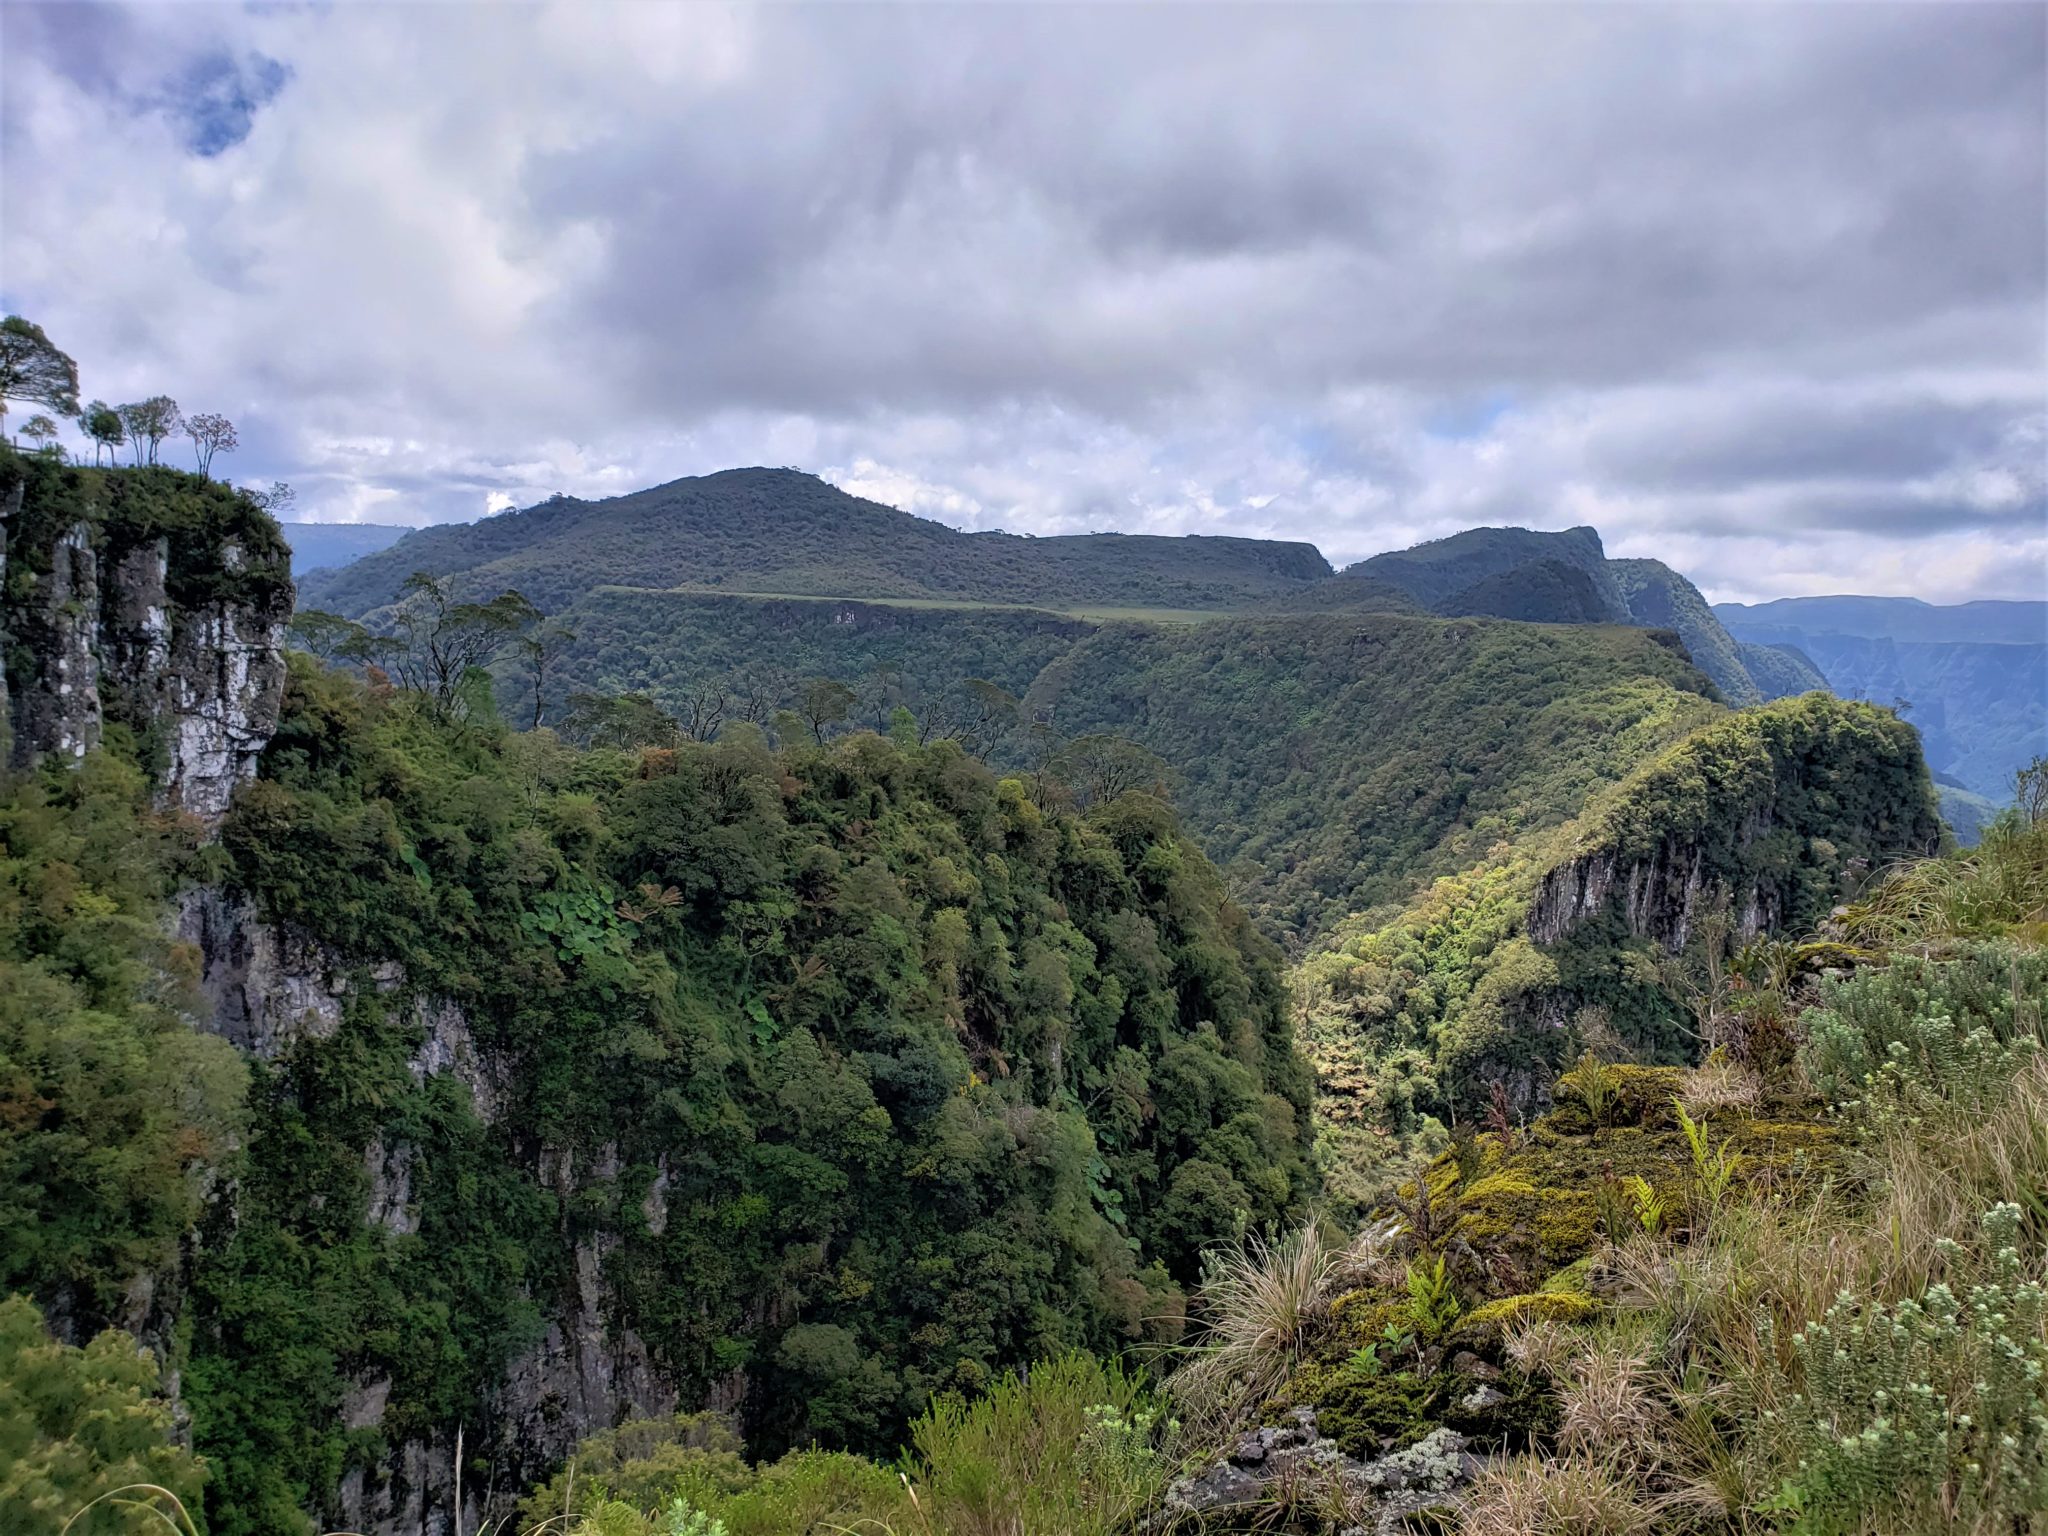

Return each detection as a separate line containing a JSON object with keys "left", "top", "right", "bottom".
{"left": 184, "top": 412, "right": 238, "bottom": 477}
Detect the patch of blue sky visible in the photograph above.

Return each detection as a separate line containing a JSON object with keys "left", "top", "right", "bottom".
{"left": 1424, "top": 391, "right": 1514, "bottom": 440}
{"left": 163, "top": 51, "right": 290, "bottom": 157}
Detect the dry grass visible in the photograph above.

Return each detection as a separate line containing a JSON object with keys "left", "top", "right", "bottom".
{"left": 1833, "top": 817, "right": 2048, "bottom": 949}
{"left": 1168, "top": 1217, "right": 1402, "bottom": 1428}
{"left": 1677, "top": 1053, "right": 1762, "bottom": 1119}
{"left": 1556, "top": 1334, "right": 1665, "bottom": 1465}
{"left": 1457, "top": 1455, "right": 1653, "bottom": 1536}
{"left": 1504, "top": 1318, "right": 1577, "bottom": 1379}
{"left": 1871, "top": 1053, "right": 2048, "bottom": 1290}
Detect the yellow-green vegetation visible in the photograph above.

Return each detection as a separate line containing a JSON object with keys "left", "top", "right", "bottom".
{"left": 1303, "top": 691, "right": 1940, "bottom": 1200}
{"left": 517, "top": 1353, "right": 1178, "bottom": 1536}
{"left": 0, "top": 1294, "right": 207, "bottom": 1536}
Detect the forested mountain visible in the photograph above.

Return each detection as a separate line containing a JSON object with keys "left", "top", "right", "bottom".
{"left": 534, "top": 588, "right": 1728, "bottom": 936}
{"left": 301, "top": 476, "right": 1786, "bottom": 715}
{"left": 1716, "top": 596, "right": 2047, "bottom": 800}
{"left": 300, "top": 468, "right": 1335, "bottom": 616}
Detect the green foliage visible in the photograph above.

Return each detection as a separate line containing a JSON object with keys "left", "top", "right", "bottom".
{"left": 1673, "top": 1100, "right": 1741, "bottom": 1219}
{"left": 0, "top": 1294, "right": 207, "bottom": 1536}
{"left": 180, "top": 660, "right": 1313, "bottom": 1524}
{"left": 1770, "top": 1203, "right": 2048, "bottom": 1533}
{"left": 1404, "top": 1254, "right": 1463, "bottom": 1338}
{"left": 1803, "top": 944, "right": 2048, "bottom": 1116}
{"left": 0, "top": 751, "right": 247, "bottom": 1327}
{"left": 526, "top": 1353, "right": 1172, "bottom": 1536}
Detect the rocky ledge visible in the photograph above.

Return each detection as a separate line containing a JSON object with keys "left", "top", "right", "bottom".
{"left": 1163, "top": 1408, "right": 1482, "bottom": 1534}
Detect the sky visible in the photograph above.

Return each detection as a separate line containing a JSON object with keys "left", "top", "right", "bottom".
{"left": 2, "top": 2, "right": 2043, "bottom": 605}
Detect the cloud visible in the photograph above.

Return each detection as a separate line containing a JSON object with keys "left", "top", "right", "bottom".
{"left": 0, "top": 0, "right": 2041, "bottom": 602}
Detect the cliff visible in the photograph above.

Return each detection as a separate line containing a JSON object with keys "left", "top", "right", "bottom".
{"left": 0, "top": 449, "right": 293, "bottom": 817}
{"left": 1303, "top": 694, "right": 1945, "bottom": 1153}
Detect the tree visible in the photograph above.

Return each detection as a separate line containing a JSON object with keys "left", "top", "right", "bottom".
{"left": 1054, "top": 733, "right": 1168, "bottom": 807}
{"left": 2015, "top": 755, "right": 2048, "bottom": 826}
{"left": 19, "top": 414, "right": 59, "bottom": 454}
{"left": 0, "top": 317, "right": 80, "bottom": 441}
{"left": 77, "top": 402, "right": 124, "bottom": 466}
{"left": 388, "top": 571, "right": 537, "bottom": 712}
{"left": 287, "top": 609, "right": 383, "bottom": 667}
{"left": 184, "top": 411, "right": 237, "bottom": 477}
{"left": 115, "top": 397, "right": 180, "bottom": 466}
{"left": 0, "top": 1296, "right": 208, "bottom": 1536}
{"left": 797, "top": 677, "right": 859, "bottom": 744}
{"left": 246, "top": 480, "right": 297, "bottom": 516}
{"left": 521, "top": 617, "right": 576, "bottom": 730}
{"left": 677, "top": 681, "right": 732, "bottom": 742}
{"left": 561, "top": 691, "right": 681, "bottom": 750}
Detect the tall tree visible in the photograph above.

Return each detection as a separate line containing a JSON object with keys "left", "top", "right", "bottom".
{"left": 0, "top": 317, "right": 80, "bottom": 442}
{"left": 520, "top": 616, "right": 576, "bottom": 730}
{"left": 389, "top": 571, "right": 537, "bottom": 713}
{"left": 115, "top": 396, "right": 180, "bottom": 465}
{"left": 247, "top": 480, "right": 297, "bottom": 517}
{"left": 18, "top": 415, "right": 59, "bottom": 453}
{"left": 77, "top": 401, "right": 123, "bottom": 466}
{"left": 184, "top": 411, "right": 238, "bottom": 477}
{"left": 798, "top": 677, "right": 859, "bottom": 744}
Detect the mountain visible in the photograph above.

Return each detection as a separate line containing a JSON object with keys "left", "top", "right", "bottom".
{"left": 1320, "top": 526, "right": 1776, "bottom": 706}
{"left": 539, "top": 587, "right": 1728, "bottom": 936}
{"left": 1718, "top": 594, "right": 2047, "bottom": 645}
{"left": 0, "top": 448, "right": 1972, "bottom": 1536}
{"left": 1716, "top": 597, "right": 2047, "bottom": 800}
{"left": 300, "top": 467, "right": 1335, "bottom": 616}
{"left": 274, "top": 518, "right": 412, "bottom": 575}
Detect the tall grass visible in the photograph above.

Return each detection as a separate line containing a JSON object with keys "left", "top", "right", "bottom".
{"left": 1168, "top": 1218, "right": 1402, "bottom": 1429}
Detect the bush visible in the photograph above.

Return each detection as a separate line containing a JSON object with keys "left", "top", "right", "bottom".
{"left": 1803, "top": 944, "right": 2048, "bottom": 1117}
{"left": 1769, "top": 1203, "right": 2048, "bottom": 1532}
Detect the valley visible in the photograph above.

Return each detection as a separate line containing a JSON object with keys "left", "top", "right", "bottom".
{"left": 1, "top": 449, "right": 2035, "bottom": 1536}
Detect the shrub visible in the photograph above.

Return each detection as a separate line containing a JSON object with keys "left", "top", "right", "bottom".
{"left": 1769, "top": 1203, "right": 2048, "bottom": 1532}
{"left": 1803, "top": 944, "right": 2047, "bottom": 1117}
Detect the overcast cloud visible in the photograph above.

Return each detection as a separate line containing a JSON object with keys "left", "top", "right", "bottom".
{"left": 2, "top": 1, "right": 2042, "bottom": 602}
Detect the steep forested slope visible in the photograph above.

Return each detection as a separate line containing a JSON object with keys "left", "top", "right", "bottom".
{"left": 537, "top": 590, "right": 1730, "bottom": 937}
{"left": 299, "top": 468, "right": 1333, "bottom": 616}
{"left": 1301, "top": 692, "right": 1940, "bottom": 1187}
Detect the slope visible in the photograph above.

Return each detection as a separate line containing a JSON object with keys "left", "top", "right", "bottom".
{"left": 1304, "top": 526, "right": 1770, "bottom": 706}
{"left": 299, "top": 467, "right": 1334, "bottom": 616}
{"left": 1301, "top": 691, "right": 1941, "bottom": 1186}
{"left": 539, "top": 586, "right": 1729, "bottom": 939}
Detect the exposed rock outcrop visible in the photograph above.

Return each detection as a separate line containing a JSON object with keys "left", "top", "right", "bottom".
{"left": 0, "top": 457, "right": 292, "bottom": 820}
{"left": 1162, "top": 1408, "right": 1481, "bottom": 1535}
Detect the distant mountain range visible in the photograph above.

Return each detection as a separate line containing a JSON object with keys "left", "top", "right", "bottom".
{"left": 293, "top": 467, "right": 2036, "bottom": 844}
{"left": 274, "top": 518, "right": 411, "bottom": 575}
{"left": 297, "top": 470, "right": 1781, "bottom": 702}
{"left": 1716, "top": 596, "right": 2045, "bottom": 803}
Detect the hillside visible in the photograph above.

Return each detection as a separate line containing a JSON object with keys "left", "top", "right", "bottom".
{"left": 1301, "top": 526, "right": 1773, "bottom": 705}
{"left": 1717, "top": 597, "right": 2047, "bottom": 801}
{"left": 298, "top": 468, "right": 1335, "bottom": 615}
{"left": 1301, "top": 691, "right": 1942, "bottom": 1190}
{"left": 539, "top": 587, "right": 1729, "bottom": 936}
{"left": 1, "top": 457, "right": 1989, "bottom": 1536}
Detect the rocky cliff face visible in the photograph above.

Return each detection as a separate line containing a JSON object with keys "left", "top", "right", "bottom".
{"left": 1, "top": 457, "right": 292, "bottom": 819}
{"left": 1523, "top": 695, "right": 1941, "bottom": 958}
{"left": 177, "top": 884, "right": 681, "bottom": 1533}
